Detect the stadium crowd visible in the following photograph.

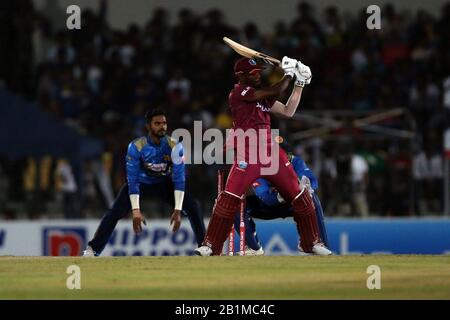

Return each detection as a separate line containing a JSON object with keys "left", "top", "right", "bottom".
{"left": 0, "top": 0, "right": 449, "bottom": 218}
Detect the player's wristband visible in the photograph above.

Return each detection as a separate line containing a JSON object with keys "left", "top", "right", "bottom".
{"left": 130, "top": 194, "right": 140, "bottom": 210}
{"left": 174, "top": 190, "right": 185, "bottom": 211}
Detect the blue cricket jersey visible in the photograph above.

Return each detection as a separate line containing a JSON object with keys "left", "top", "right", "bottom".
{"left": 253, "top": 155, "right": 318, "bottom": 206}
{"left": 126, "top": 135, "right": 185, "bottom": 195}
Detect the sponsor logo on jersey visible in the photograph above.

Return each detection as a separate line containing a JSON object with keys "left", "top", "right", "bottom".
{"left": 256, "top": 102, "right": 271, "bottom": 112}
{"left": 144, "top": 162, "right": 169, "bottom": 172}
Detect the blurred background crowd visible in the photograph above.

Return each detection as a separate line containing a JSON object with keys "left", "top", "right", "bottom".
{"left": 0, "top": 0, "right": 449, "bottom": 219}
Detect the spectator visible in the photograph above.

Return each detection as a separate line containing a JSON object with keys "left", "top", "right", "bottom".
{"left": 167, "top": 68, "right": 191, "bottom": 104}
{"left": 23, "top": 157, "right": 44, "bottom": 219}
{"left": 351, "top": 152, "right": 370, "bottom": 217}
{"left": 82, "top": 159, "right": 99, "bottom": 216}
{"left": 0, "top": 2, "right": 447, "bottom": 218}
{"left": 55, "top": 159, "right": 80, "bottom": 219}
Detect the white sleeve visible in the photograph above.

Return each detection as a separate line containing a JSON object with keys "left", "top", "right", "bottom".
{"left": 174, "top": 190, "right": 185, "bottom": 211}
{"left": 129, "top": 194, "right": 140, "bottom": 210}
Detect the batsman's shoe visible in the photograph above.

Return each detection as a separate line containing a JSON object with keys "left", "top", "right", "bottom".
{"left": 312, "top": 243, "right": 332, "bottom": 256}
{"left": 194, "top": 246, "right": 212, "bottom": 256}
{"left": 297, "top": 242, "right": 310, "bottom": 256}
{"left": 245, "top": 246, "right": 265, "bottom": 256}
{"left": 82, "top": 246, "right": 97, "bottom": 257}
{"left": 298, "top": 242, "right": 332, "bottom": 256}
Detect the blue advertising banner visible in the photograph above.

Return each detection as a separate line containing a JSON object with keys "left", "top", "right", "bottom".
{"left": 254, "top": 218, "right": 450, "bottom": 255}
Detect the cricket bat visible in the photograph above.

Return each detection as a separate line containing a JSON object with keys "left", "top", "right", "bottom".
{"left": 223, "top": 37, "right": 281, "bottom": 66}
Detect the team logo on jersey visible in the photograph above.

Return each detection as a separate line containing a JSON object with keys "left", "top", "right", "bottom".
{"left": 238, "top": 161, "right": 248, "bottom": 169}
{"left": 275, "top": 136, "right": 284, "bottom": 144}
{"left": 249, "top": 59, "right": 257, "bottom": 65}
{"left": 252, "top": 181, "right": 261, "bottom": 188}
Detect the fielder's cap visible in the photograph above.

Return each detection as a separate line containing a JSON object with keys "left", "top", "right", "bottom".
{"left": 233, "top": 57, "right": 264, "bottom": 74}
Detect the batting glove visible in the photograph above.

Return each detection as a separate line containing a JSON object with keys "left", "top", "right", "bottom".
{"left": 294, "top": 62, "right": 312, "bottom": 87}
{"left": 281, "top": 56, "right": 298, "bottom": 78}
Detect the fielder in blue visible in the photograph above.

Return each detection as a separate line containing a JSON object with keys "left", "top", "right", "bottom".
{"left": 83, "top": 109, "right": 205, "bottom": 256}
{"left": 234, "top": 143, "right": 329, "bottom": 255}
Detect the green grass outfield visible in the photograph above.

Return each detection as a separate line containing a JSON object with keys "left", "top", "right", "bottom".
{"left": 0, "top": 255, "right": 449, "bottom": 299}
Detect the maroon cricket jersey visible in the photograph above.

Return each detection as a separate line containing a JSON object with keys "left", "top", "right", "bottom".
{"left": 228, "top": 84, "right": 276, "bottom": 161}
{"left": 229, "top": 84, "right": 275, "bottom": 131}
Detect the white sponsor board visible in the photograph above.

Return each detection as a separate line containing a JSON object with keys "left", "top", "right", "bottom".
{"left": 0, "top": 219, "right": 300, "bottom": 256}
{"left": 0, "top": 219, "right": 198, "bottom": 256}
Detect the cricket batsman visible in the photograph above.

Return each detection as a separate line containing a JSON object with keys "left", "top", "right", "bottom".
{"left": 195, "top": 56, "right": 331, "bottom": 256}
{"left": 234, "top": 139, "right": 330, "bottom": 256}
